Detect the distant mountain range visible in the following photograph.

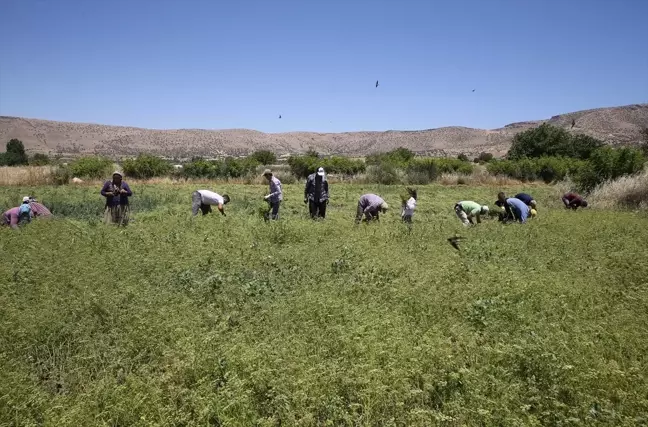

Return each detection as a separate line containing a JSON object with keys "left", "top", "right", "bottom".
{"left": 1, "top": 104, "right": 646, "bottom": 159}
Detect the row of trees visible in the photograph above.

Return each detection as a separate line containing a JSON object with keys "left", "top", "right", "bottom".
{"left": 486, "top": 124, "right": 647, "bottom": 190}
{"left": 5, "top": 126, "right": 648, "bottom": 190}
{"left": 0, "top": 139, "right": 52, "bottom": 166}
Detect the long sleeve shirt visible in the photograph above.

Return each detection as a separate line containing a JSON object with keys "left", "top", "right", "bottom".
{"left": 507, "top": 198, "right": 529, "bottom": 223}
{"left": 101, "top": 181, "right": 133, "bottom": 206}
{"left": 514, "top": 193, "right": 534, "bottom": 206}
{"left": 2, "top": 207, "right": 21, "bottom": 229}
{"left": 29, "top": 202, "right": 52, "bottom": 217}
{"left": 359, "top": 194, "right": 385, "bottom": 214}
{"left": 267, "top": 176, "right": 283, "bottom": 203}
{"left": 304, "top": 174, "right": 329, "bottom": 202}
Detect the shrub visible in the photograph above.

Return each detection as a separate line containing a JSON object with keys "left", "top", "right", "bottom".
{"left": 477, "top": 152, "right": 494, "bottom": 163}
{"left": 574, "top": 147, "right": 646, "bottom": 191}
{"left": 487, "top": 157, "right": 586, "bottom": 183}
{"left": 0, "top": 139, "right": 29, "bottom": 166}
{"left": 249, "top": 150, "right": 277, "bottom": 165}
{"left": 366, "top": 164, "right": 401, "bottom": 185}
{"left": 366, "top": 147, "right": 415, "bottom": 166}
{"left": 288, "top": 156, "right": 365, "bottom": 179}
{"left": 30, "top": 153, "right": 50, "bottom": 166}
{"left": 70, "top": 156, "right": 113, "bottom": 179}
{"left": 457, "top": 153, "right": 469, "bottom": 162}
{"left": 52, "top": 166, "right": 71, "bottom": 185}
{"left": 507, "top": 124, "right": 603, "bottom": 160}
{"left": 122, "top": 154, "right": 173, "bottom": 179}
{"left": 182, "top": 157, "right": 259, "bottom": 179}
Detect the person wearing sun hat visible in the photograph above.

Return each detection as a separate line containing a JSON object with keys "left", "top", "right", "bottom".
{"left": 100, "top": 171, "right": 132, "bottom": 226}
{"left": 355, "top": 193, "right": 388, "bottom": 224}
{"left": 304, "top": 166, "right": 330, "bottom": 219}
{"left": 18, "top": 196, "right": 32, "bottom": 224}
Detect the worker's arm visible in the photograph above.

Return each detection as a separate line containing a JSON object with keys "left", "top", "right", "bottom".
{"left": 304, "top": 176, "right": 310, "bottom": 202}
{"left": 100, "top": 182, "right": 112, "bottom": 196}
{"left": 217, "top": 204, "right": 226, "bottom": 216}
{"left": 120, "top": 182, "right": 133, "bottom": 196}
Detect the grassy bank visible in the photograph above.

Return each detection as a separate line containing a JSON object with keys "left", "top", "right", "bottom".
{"left": 1, "top": 184, "right": 647, "bottom": 426}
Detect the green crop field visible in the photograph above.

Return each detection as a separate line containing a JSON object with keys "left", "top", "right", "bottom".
{"left": 1, "top": 183, "right": 647, "bottom": 426}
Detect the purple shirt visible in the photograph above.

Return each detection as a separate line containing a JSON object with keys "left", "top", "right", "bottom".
{"left": 359, "top": 194, "right": 385, "bottom": 214}
{"left": 267, "top": 176, "right": 283, "bottom": 203}
{"left": 2, "top": 207, "right": 21, "bottom": 228}
{"left": 101, "top": 181, "right": 133, "bottom": 206}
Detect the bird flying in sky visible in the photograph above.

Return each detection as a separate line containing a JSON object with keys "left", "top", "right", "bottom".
{"left": 279, "top": 115, "right": 282, "bottom": 119}
{"left": 375, "top": 80, "right": 379, "bottom": 88}
{"left": 472, "top": 89, "right": 475, "bottom": 92}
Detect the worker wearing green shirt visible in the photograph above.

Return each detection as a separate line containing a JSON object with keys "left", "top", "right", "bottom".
{"left": 454, "top": 200, "right": 489, "bottom": 226}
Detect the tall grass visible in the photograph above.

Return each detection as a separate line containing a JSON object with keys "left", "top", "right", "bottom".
{"left": 589, "top": 167, "right": 648, "bottom": 209}
{"left": 0, "top": 166, "right": 54, "bottom": 186}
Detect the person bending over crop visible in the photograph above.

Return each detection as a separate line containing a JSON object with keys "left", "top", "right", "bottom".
{"left": 514, "top": 193, "right": 537, "bottom": 209}
{"left": 401, "top": 187, "right": 417, "bottom": 228}
{"left": 192, "top": 190, "right": 230, "bottom": 216}
{"left": 1, "top": 207, "right": 22, "bottom": 229}
{"left": 101, "top": 171, "right": 132, "bottom": 226}
{"left": 304, "top": 167, "right": 329, "bottom": 219}
{"left": 356, "top": 193, "right": 388, "bottom": 224}
{"left": 506, "top": 196, "right": 532, "bottom": 224}
{"left": 455, "top": 200, "right": 489, "bottom": 226}
{"left": 562, "top": 192, "right": 588, "bottom": 210}
{"left": 263, "top": 169, "right": 283, "bottom": 221}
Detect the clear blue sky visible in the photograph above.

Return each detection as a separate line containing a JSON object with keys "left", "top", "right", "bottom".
{"left": 1, "top": 0, "right": 647, "bottom": 132}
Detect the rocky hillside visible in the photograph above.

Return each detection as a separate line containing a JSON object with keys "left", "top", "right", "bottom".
{"left": 0, "top": 104, "right": 646, "bottom": 158}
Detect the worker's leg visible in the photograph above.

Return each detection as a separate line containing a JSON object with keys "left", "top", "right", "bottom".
{"left": 455, "top": 205, "right": 470, "bottom": 226}
{"left": 308, "top": 200, "right": 317, "bottom": 219}
{"left": 355, "top": 202, "right": 363, "bottom": 223}
{"left": 318, "top": 201, "right": 327, "bottom": 219}
{"left": 191, "top": 191, "right": 202, "bottom": 216}
{"left": 271, "top": 202, "right": 280, "bottom": 220}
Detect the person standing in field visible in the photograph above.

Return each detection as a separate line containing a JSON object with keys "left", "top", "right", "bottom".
{"left": 101, "top": 171, "right": 132, "bottom": 226}
{"left": 401, "top": 187, "right": 417, "bottom": 228}
{"left": 191, "top": 189, "right": 230, "bottom": 217}
{"left": 263, "top": 169, "right": 283, "bottom": 221}
{"left": 562, "top": 192, "right": 588, "bottom": 210}
{"left": 304, "top": 167, "right": 329, "bottom": 219}
{"left": 454, "top": 200, "right": 489, "bottom": 226}
{"left": 355, "top": 193, "right": 389, "bottom": 224}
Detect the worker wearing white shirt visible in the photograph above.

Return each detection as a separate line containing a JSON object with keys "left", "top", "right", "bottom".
{"left": 401, "top": 187, "right": 417, "bottom": 226}
{"left": 192, "top": 190, "right": 230, "bottom": 216}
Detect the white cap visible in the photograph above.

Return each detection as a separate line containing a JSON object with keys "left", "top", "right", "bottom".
{"left": 113, "top": 171, "right": 123, "bottom": 177}
{"left": 23, "top": 196, "right": 30, "bottom": 203}
{"left": 317, "top": 167, "right": 325, "bottom": 176}
{"left": 481, "top": 205, "right": 489, "bottom": 213}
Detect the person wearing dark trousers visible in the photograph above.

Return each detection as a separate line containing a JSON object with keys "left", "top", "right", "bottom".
{"left": 263, "top": 169, "right": 283, "bottom": 221}
{"left": 304, "top": 167, "right": 329, "bottom": 219}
